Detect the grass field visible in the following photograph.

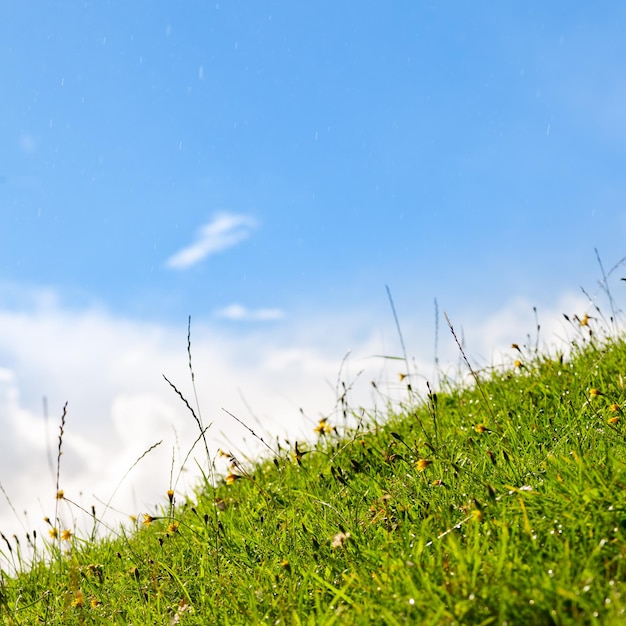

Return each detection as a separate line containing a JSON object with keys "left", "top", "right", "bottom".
{"left": 2, "top": 299, "right": 626, "bottom": 624}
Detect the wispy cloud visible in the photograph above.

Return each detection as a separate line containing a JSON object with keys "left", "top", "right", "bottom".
{"left": 165, "top": 212, "right": 257, "bottom": 269}
{"left": 215, "top": 304, "right": 286, "bottom": 322}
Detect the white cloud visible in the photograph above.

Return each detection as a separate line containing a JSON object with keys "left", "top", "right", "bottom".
{"left": 214, "top": 304, "right": 286, "bottom": 321}
{"left": 445, "top": 294, "right": 581, "bottom": 364}
{"left": 0, "top": 286, "right": 383, "bottom": 551}
{"left": 165, "top": 212, "right": 257, "bottom": 269}
{"left": 0, "top": 282, "right": 599, "bottom": 566}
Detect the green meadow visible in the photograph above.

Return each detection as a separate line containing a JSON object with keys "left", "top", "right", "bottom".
{"left": 2, "top": 297, "right": 626, "bottom": 624}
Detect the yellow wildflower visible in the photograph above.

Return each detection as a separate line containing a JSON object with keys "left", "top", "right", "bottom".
{"left": 416, "top": 459, "right": 431, "bottom": 472}
{"left": 61, "top": 529, "right": 72, "bottom": 541}
{"left": 71, "top": 591, "right": 84, "bottom": 608}
{"left": 225, "top": 473, "right": 240, "bottom": 485}
{"left": 314, "top": 418, "right": 332, "bottom": 435}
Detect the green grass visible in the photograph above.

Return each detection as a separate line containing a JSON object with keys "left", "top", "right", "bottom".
{"left": 3, "top": 314, "right": 626, "bottom": 624}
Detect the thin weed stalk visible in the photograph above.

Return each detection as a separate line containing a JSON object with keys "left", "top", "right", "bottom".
{"left": 52, "top": 403, "right": 67, "bottom": 560}
{"left": 222, "top": 408, "right": 278, "bottom": 457}
{"left": 186, "top": 316, "right": 211, "bottom": 465}
{"left": 385, "top": 285, "right": 436, "bottom": 446}
{"left": 99, "top": 440, "right": 163, "bottom": 535}
{"left": 594, "top": 248, "right": 626, "bottom": 335}
{"left": 164, "top": 320, "right": 223, "bottom": 576}
{"left": 385, "top": 285, "right": 413, "bottom": 402}
{"left": 172, "top": 426, "right": 211, "bottom": 493}
{"left": 0, "top": 483, "right": 26, "bottom": 536}
{"left": 444, "top": 312, "right": 498, "bottom": 426}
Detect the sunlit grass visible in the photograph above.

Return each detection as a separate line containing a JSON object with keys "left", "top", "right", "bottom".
{"left": 2, "top": 299, "right": 626, "bottom": 623}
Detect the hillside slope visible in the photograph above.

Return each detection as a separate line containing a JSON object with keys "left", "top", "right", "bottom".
{"left": 2, "top": 322, "right": 626, "bottom": 624}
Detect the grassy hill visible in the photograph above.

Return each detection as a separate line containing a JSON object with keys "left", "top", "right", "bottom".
{"left": 2, "top": 313, "right": 626, "bottom": 624}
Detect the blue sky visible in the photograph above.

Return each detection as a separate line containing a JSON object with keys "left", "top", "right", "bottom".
{"left": 1, "top": 3, "right": 625, "bottom": 544}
